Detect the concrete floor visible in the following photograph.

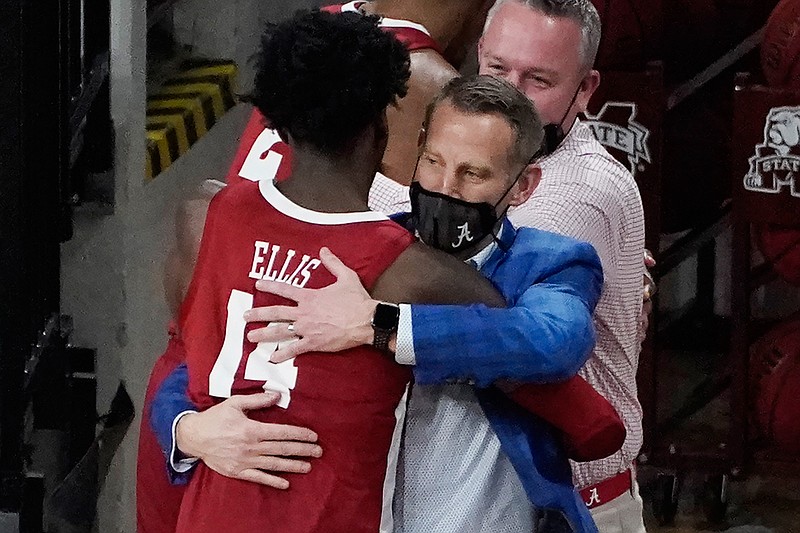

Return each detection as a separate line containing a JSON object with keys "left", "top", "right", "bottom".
{"left": 637, "top": 329, "right": 800, "bottom": 533}
{"left": 639, "top": 468, "right": 800, "bottom": 533}
{"left": 637, "top": 439, "right": 800, "bottom": 532}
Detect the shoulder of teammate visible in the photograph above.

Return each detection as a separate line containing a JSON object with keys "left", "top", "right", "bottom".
{"left": 393, "top": 50, "right": 457, "bottom": 119}
{"left": 380, "top": 51, "right": 457, "bottom": 183}
{"left": 225, "top": 107, "right": 268, "bottom": 185}
{"left": 371, "top": 241, "right": 505, "bottom": 307}
{"left": 176, "top": 180, "right": 262, "bottom": 255}
{"left": 513, "top": 226, "right": 604, "bottom": 283}
{"left": 361, "top": 216, "right": 416, "bottom": 258}
{"left": 165, "top": 180, "right": 230, "bottom": 317}
{"left": 408, "top": 49, "right": 458, "bottom": 98}
{"left": 174, "top": 182, "right": 224, "bottom": 255}
{"left": 347, "top": 217, "right": 416, "bottom": 289}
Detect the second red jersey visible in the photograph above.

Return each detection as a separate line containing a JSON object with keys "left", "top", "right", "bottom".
{"left": 176, "top": 180, "right": 414, "bottom": 533}
{"left": 225, "top": 2, "right": 441, "bottom": 187}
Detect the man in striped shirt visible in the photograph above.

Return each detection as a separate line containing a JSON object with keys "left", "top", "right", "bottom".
{"left": 483, "top": 4, "right": 646, "bottom": 529}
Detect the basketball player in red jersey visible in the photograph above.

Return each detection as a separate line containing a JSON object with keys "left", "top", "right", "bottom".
{"left": 174, "top": 11, "right": 505, "bottom": 533}
{"left": 137, "top": 4, "right": 495, "bottom": 531}
{"left": 227, "top": 0, "right": 494, "bottom": 193}
{"left": 162, "top": 0, "right": 486, "bottom": 310}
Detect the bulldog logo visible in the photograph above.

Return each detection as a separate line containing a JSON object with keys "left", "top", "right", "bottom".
{"left": 744, "top": 106, "right": 800, "bottom": 198}
{"left": 584, "top": 102, "right": 651, "bottom": 177}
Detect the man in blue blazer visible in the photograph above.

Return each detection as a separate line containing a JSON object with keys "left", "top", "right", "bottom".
{"left": 152, "top": 75, "right": 605, "bottom": 532}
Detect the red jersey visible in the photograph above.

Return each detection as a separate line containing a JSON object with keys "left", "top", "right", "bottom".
{"left": 225, "top": 2, "right": 441, "bottom": 186}
{"left": 176, "top": 179, "right": 414, "bottom": 533}
{"left": 330, "top": 2, "right": 441, "bottom": 54}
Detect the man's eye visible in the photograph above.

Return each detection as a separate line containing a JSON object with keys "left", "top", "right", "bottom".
{"left": 489, "top": 64, "right": 507, "bottom": 73}
{"left": 530, "top": 76, "right": 551, "bottom": 87}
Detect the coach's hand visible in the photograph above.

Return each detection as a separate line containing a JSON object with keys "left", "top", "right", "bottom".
{"left": 175, "top": 392, "right": 322, "bottom": 489}
{"left": 244, "top": 247, "right": 377, "bottom": 363}
{"left": 639, "top": 249, "right": 657, "bottom": 344}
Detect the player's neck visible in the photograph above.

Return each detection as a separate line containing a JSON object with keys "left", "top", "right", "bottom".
{"left": 277, "top": 152, "right": 374, "bottom": 214}
{"left": 368, "top": 0, "right": 463, "bottom": 51}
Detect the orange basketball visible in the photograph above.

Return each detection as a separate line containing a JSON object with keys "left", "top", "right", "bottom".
{"left": 751, "top": 316, "right": 800, "bottom": 454}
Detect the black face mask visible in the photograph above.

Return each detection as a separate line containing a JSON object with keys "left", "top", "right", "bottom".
{"left": 542, "top": 84, "right": 582, "bottom": 155}
{"left": 408, "top": 160, "right": 532, "bottom": 255}
{"left": 409, "top": 182, "right": 501, "bottom": 255}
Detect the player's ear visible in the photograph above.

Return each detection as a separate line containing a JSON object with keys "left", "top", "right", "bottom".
{"left": 417, "top": 127, "right": 427, "bottom": 148}
{"left": 575, "top": 69, "right": 600, "bottom": 114}
{"left": 508, "top": 165, "right": 541, "bottom": 207}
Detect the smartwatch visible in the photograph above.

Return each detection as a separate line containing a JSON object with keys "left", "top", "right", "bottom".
{"left": 371, "top": 302, "right": 400, "bottom": 353}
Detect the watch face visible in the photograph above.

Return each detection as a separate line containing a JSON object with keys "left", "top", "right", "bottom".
{"left": 373, "top": 302, "right": 400, "bottom": 330}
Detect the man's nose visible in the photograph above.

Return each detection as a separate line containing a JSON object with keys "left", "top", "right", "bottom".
{"left": 439, "top": 174, "right": 462, "bottom": 199}
{"left": 498, "top": 71, "right": 522, "bottom": 90}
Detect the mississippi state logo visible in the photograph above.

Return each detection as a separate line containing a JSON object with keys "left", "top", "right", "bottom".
{"left": 744, "top": 106, "right": 800, "bottom": 198}
{"left": 584, "top": 102, "right": 651, "bottom": 177}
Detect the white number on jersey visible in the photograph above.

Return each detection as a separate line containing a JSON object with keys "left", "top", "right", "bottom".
{"left": 208, "top": 289, "right": 298, "bottom": 408}
{"left": 238, "top": 128, "right": 285, "bottom": 182}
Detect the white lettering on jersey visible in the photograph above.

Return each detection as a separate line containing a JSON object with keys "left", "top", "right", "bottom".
{"left": 210, "top": 291, "right": 298, "bottom": 408}
{"left": 209, "top": 289, "right": 253, "bottom": 398}
{"left": 245, "top": 323, "right": 299, "bottom": 409}
{"left": 239, "top": 128, "right": 284, "bottom": 182}
{"left": 294, "top": 258, "right": 322, "bottom": 288}
{"left": 274, "top": 249, "right": 296, "bottom": 282}
{"left": 249, "top": 241, "right": 270, "bottom": 279}
{"left": 248, "top": 241, "right": 322, "bottom": 288}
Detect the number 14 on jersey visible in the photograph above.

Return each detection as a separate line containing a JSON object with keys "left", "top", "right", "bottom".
{"left": 209, "top": 289, "right": 298, "bottom": 408}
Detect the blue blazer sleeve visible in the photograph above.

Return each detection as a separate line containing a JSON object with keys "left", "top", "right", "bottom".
{"left": 150, "top": 363, "right": 197, "bottom": 483}
{"left": 411, "top": 232, "right": 603, "bottom": 388}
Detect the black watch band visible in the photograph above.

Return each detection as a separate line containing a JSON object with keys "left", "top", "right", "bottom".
{"left": 371, "top": 302, "right": 400, "bottom": 353}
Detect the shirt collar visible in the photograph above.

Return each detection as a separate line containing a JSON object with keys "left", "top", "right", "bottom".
{"left": 468, "top": 233, "right": 499, "bottom": 269}
{"left": 468, "top": 218, "right": 516, "bottom": 269}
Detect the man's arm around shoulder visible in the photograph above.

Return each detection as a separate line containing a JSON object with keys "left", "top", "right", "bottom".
{"left": 409, "top": 231, "right": 603, "bottom": 387}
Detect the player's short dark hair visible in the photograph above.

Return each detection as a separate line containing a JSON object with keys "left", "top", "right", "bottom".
{"left": 252, "top": 10, "right": 411, "bottom": 155}
{"left": 423, "top": 75, "right": 544, "bottom": 169}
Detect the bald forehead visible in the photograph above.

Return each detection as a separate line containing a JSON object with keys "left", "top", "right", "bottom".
{"left": 481, "top": 2, "right": 584, "bottom": 75}
{"left": 483, "top": 0, "right": 596, "bottom": 71}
